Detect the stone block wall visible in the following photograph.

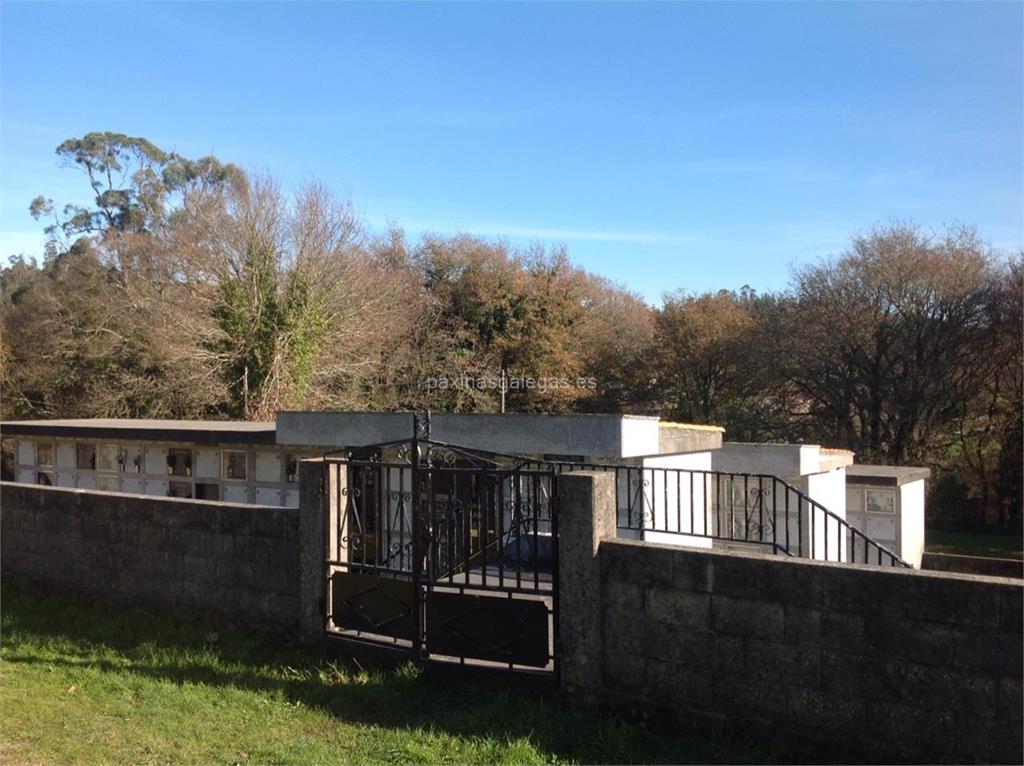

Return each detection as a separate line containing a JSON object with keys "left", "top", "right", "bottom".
{"left": 598, "top": 539, "right": 1023, "bottom": 763}
{"left": 555, "top": 471, "right": 1023, "bottom": 764}
{"left": 1, "top": 482, "right": 300, "bottom": 626}
{"left": 5, "top": 471, "right": 1022, "bottom": 763}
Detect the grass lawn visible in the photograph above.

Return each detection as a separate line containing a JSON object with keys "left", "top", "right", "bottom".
{"left": 0, "top": 587, "right": 766, "bottom": 765}
{"left": 925, "top": 529, "right": 1023, "bottom": 560}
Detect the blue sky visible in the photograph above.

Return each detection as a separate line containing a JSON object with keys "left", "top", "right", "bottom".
{"left": 1, "top": 1, "right": 1020, "bottom": 304}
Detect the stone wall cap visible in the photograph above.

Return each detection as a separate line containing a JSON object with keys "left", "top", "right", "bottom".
{"left": 0, "top": 418, "right": 276, "bottom": 445}
{"left": 280, "top": 410, "right": 659, "bottom": 421}
{"left": 0, "top": 480, "right": 287, "bottom": 510}
{"left": 847, "top": 464, "right": 932, "bottom": 486}
{"left": 659, "top": 421, "right": 725, "bottom": 432}
{"left": 601, "top": 537, "right": 1024, "bottom": 587}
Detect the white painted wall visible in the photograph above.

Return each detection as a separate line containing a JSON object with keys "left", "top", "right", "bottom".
{"left": 640, "top": 452, "right": 714, "bottom": 549}
{"left": 804, "top": 468, "right": 848, "bottom": 562}
{"left": 122, "top": 477, "right": 145, "bottom": 494}
{"left": 712, "top": 442, "right": 810, "bottom": 476}
{"left": 643, "top": 452, "right": 713, "bottom": 470}
{"left": 221, "top": 483, "right": 248, "bottom": 503}
{"left": 147, "top": 479, "right": 169, "bottom": 495}
{"left": 900, "top": 480, "right": 926, "bottom": 568}
{"left": 712, "top": 442, "right": 852, "bottom": 478}
{"left": 620, "top": 417, "right": 662, "bottom": 458}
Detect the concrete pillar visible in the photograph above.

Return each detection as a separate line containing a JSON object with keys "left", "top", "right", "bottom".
{"left": 557, "top": 470, "right": 617, "bottom": 703}
{"left": 297, "top": 457, "right": 346, "bottom": 641}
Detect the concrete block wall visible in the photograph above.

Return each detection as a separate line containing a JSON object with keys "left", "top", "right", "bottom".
{"left": 598, "top": 540, "right": 1023, "bottom": 763}
{"left": 1, "top": 482, "right": 300, "bottom": 626}
{"left": 558, "top": 471, "right": 1024, "bottom": 764}
{"left": 4, "top": 471, "right": 1021, "bottom": 763}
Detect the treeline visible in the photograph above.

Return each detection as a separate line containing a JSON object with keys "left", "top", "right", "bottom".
{"left": 1, "top": 133, "right": 1020, "bottom": 529}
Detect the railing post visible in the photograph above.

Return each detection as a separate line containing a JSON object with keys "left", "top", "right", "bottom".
{"left": 411, "top": 414, "right": 427, "bottom": 659}
{"left": 557, "top": 470, "right": 616, "bottom": 702}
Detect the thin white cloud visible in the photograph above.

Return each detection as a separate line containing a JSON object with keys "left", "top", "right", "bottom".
{"left": 460, "top": 223, "right": 720, "bottom": 246}
{"left": 367, "top": 214, "right": 726, "bottom": 247}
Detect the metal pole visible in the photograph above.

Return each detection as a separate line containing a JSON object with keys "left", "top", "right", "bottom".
{"left": 411, "top": 411, "right": 430, "bottom": 660}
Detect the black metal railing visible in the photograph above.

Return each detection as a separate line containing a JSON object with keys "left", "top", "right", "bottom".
{"left": 323, "top": 439, "right": 909, "bottom": 576}
{"left": 322, "top": 439, "right": 559, "bottom": 671}
{"left": 323, "top": 442, "right": 557, "bottom": 591}
{"left": 542, "top": 461, "right": 909, "bottom": 568}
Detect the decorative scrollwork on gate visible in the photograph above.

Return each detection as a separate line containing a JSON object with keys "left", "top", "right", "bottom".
{"left": 623, "top": 473, "right": 655, "bottom": 528}
{"left": 424, "top": 446, "right": 458, "bottom": 467}
{"left": 727, "top": 482, "right": 777, "bottom": 543}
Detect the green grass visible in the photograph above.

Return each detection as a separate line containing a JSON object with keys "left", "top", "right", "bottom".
{"left": 926, "top": 529, "right": 1023, "bottom": 560}
{"left": 0, "top": 588, "right": 765, "bottom": 765}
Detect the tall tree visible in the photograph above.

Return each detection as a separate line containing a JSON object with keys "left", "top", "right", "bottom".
{"left": 946, "top": 255, "right": 1023, "bottom": 524}
{"left": 415, "top": 235, "right": 588, "bottom": 412}
{"left": 780, "top": 223, "right": 1003, "bottom": 465}
{"left": 30, "top": 131, "right": 242, "bottom": 257}
{"left": 132, "top": 176, "right": 418, "bottom": 419}
{"left": 571, "top": 274, "right": 656, "bottom": 414}
{"left": 652, "top": 290, "right": 761, "bottom": 426}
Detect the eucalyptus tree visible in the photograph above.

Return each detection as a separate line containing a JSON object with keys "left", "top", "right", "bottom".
{"left": 29, "top": 131, "right": 243, "bottom": 259}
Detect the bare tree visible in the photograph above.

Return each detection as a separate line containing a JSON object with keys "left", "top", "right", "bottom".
{"left": 125, "top": 176, "right": 418, "bottom": 419}
{"left": 780, "top": 222, "right": 1004, "bottom": 465}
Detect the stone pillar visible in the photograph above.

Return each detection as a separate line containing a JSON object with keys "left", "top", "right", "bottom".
{"left": 557, "top": 470, "right": 617, "bottom": 703}
{"left": 297, "top": 457, "right": 346, "bottom": 641}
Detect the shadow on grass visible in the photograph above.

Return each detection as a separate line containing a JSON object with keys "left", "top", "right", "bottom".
{"left": 0, "top": 586, "right": 772, "bottom": 765}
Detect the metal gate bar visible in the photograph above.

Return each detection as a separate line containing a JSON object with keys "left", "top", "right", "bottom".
{"left": 323, "top": 429, "right": 559, "bottom": 674}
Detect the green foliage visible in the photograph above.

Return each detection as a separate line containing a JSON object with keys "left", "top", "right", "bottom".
{"left": 212, "top": 244, "right": 330, "bottom": 419}
{"left": 281, "top": 270, "right": 330, "bottom": 396}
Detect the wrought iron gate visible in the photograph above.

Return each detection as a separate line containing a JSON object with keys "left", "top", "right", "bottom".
{"left": 323, "top": 420, "right": 558, "bottom": 673}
